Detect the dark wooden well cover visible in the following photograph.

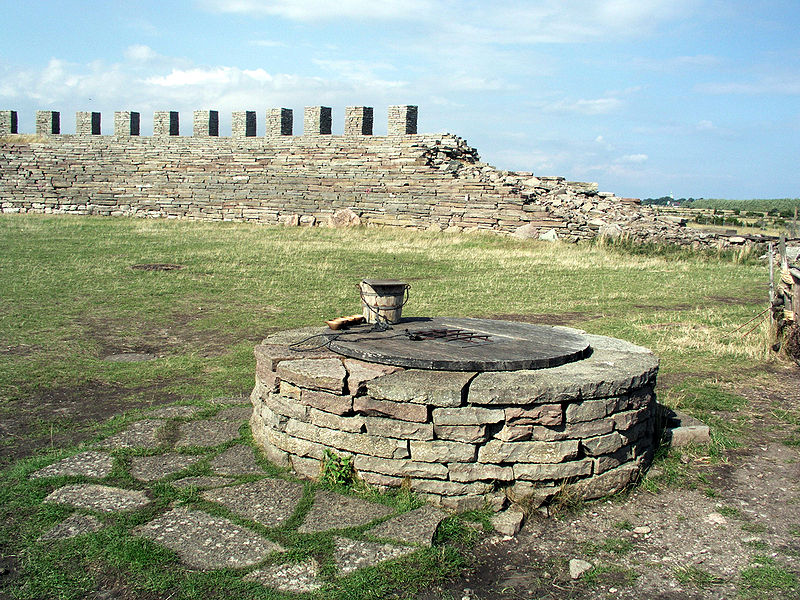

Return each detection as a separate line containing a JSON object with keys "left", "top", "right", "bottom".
{"left": 327, "top": 317, "right": 591, "bottom": 371}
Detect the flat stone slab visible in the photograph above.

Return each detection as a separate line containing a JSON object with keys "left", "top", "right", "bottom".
{"left": 276, "top": 358, "right": 347, "bottom": 394}
{"left": 136, "top": 507, "right": 283, "bottom": 570}
{"left": 209, "top": 445, "right": 264, "bottom": 475}
{"left": 129, "top": 453, "right": 203, "bottom": 481}
{"left": 244, "top": 559, "right": 322, "bottom": 593}
{"left": 172, "top": 476, "right": 236, "bottom": 490}
{"left": 329, "top": 317, "right": 591, "bottom": 371}
{"left": 44, "top": 484, "right": 150, "bottom": 513}
{"left": 366, "top": 505, "right": 448, "bottom": 547}
{"left": 148, "top": 405, "right": 205, "bottom": 418}
{"left": 212, "top": 406, "right": 252, "bottom": 421}
{"left": 30, "top": 451, "right": 114, "bottom": 479}
{"left": 333, "top": 537, "right": 415, "bottom": 575}
{"left": 468, "top": 345, "right": 658, "bottom": 405}
{"left": 175, "top": 420, "right": 241, "bottom": 448}
{"left": 298, "top": 490, "right": 395, "bottom": 533}
{"left": 201, "top": 479, "right": 304, "bottom": 527}
{"left": 97, "top": 419, "right": 165, "bottom": 449}
{"left": 38, "top": 513, "right": 104, "bottom": 541}
{"left": 662, "top": 407, "right": 711, "bottom": 447}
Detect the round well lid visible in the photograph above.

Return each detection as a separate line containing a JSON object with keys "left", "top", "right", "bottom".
{"left": 328, "top": 317, "right": 591, "bottom": 371}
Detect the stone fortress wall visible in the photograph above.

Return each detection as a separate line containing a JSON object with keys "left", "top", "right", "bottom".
{"left": 0, "top": 105, "right": 742, "bottom": 246}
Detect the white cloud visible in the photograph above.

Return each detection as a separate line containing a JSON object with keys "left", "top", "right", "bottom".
{"left": 198, "top": 0, "right": 434, "bottom": 21}
{"left": 0, "top": 49, "right": 421, "bottom": 135}
{"left": 248, "top": 40, "right": 287, "bottom": 48}
{"left": 199, "top": 0, "right": 698, "bottom": 43}
{"left": 697, "top": 76, "right": 800, "bottom": 95}
{"left": 146, "top": 67, "right": 241, "bottom": 87}
{"left": 696, "top": 119, "right": 714, "bottom": 131}
{"left": 634, "top": 54, "right": 721, "bottom": 71}
{"left": 620, "top": 153, "right": 648, "bottom": 163}
{"left": 438, "top": 75, "right": 518, "bottom": 93}
{"left": 544, "top": 97, "right": 623, "bottom": 115}
{"left": 124, "top": 45, "right": 158, "bottom": 62}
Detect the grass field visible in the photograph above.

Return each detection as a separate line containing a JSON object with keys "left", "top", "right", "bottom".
{"left": 0, "top": 214, "right": 789, "bottom": 599}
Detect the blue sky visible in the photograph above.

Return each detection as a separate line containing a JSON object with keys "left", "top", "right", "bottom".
{"left": 1, "top": 0, "right": 798, "bottom": 199}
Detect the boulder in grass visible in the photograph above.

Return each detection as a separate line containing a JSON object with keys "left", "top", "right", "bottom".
{"left": 512, "top": 223, "right": 539, "bottom": 239}
{"left": 329, "top": 208, "right": 361, "bottom": 228}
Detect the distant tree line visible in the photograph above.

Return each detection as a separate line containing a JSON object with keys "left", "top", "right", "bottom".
{"left": 641, "top": 197, "right": 700, "bottom": 206}
{"left": 642, "top": 197, "right": 800, "bottom": 217}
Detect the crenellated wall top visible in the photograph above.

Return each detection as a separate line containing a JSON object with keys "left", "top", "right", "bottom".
{"left": 0, "top": 106, "right": 419, "bottom": 138}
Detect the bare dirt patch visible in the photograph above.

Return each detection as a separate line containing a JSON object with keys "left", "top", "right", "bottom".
{"left": 129, "top": 263, "right": 184, "bottom": 271}
{"left": 0, "top": 380, "right": 182, "bottom": 467}
{"left": 706, "top": 295, "right": 765, "bottom": 306}
{"left": 79, "top": 310, "right": 277, "bottom": 359}
{"left": 0, "top": 343, "right": 41, "bottom": 357}
{"left": 633, "top": 303, "right": 695, "bottom": 311}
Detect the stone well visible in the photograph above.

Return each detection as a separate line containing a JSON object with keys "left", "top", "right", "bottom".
{"left": 250, "top": 318, "right": 659, "bottom": 512}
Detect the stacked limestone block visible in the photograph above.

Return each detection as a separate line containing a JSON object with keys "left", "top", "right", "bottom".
{"left": 250, "top": 326, "right": 659, "bottom": 512}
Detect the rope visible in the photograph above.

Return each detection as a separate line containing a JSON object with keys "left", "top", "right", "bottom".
{"left": 730, "top": 306, "right": 771, "bottom": 335}
{"left": 288, "top": 321, "right": 395, "bottom": 353}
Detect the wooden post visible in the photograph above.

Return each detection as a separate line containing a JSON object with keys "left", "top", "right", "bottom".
{"left": 780, "top": 234, "right": 787, "bottom": 270}
{"left": 769, "top": 242, "right": 775, "bottom": 306}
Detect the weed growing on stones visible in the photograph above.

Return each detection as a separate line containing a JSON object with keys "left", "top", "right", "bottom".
{"left": 320, "top": 450, "right": 355, "bottom": 487}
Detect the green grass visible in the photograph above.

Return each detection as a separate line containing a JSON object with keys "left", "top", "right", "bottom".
{"left": 582, "top": 536, "right": 635, "bottom": 557}
{"left": 581, "top": 564, "right": 639, "bottom": 587}
{"left": 716, "top": 506, "right": 742, "bottom": 519}
{"left": 772, "top": 408, "right": 800, "bottom": 447}
{"left": 740, "top": 555, "right": 798, "bottom": 598}
{"left": 0, "top": 214, "right": 786, "bottom": 599}
{"left": 674, "top": 565, "right": 724, "bottom": 588}
{"left": 741, "top": 522, "right": 769, "bottom": 534}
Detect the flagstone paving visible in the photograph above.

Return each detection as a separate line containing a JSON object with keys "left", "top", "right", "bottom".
{"left": 135, "top": 507, "right": 284, "bottom": 570}
{"left": 175, "top": 419, "right": 241, "bottom": 448}
{"left": 201, "top": 479, "right": 305, "bottom": 527}
{"left": 367, "top": 505, "right": 449, "bottom": 547}
{"left": 298, "top": 489, "right": 395, "bottom": 533}
{"left": 171, "top": 475, "right": 236, "bottom": 489}
{"left": 30, "top": 450, "right": 114, "bottom": 479}
{"left": 209, "top": 444, "right": 264, "bottom": 475}
{"left": 96, "top": 419, "right": 165, "bottom": 449}
{"left": 333, "top": 537, "right": 417, "bottom": 575}
{"left": 244, "top": 559, "right": 323, "bottom": 593}
{"left": 31, "top": 397, "right": 452, "bottom": 594}
{"left": 129, "top": 452, "right": 203, "bottom": 481}
{"left": 44, "top": 484, "right": 150, "bottom": 513}
{"left": 38, "top": 513, "right": 104, "bottom": 541}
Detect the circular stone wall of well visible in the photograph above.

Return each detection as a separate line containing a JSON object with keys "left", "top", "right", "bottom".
{"left": 249, "top": 323, "right": 659, "bottom": 512}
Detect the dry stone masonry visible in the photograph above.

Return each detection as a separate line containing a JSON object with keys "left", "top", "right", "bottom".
{"left": 0, "top": 105, "right": 751, "bottom": 247}
{"left": 250, "top": 326, "right": 660, "bottom": 512}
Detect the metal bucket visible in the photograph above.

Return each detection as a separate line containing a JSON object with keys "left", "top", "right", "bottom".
{"left": 359, "top": 279, "right": 410, "bottom": 324}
